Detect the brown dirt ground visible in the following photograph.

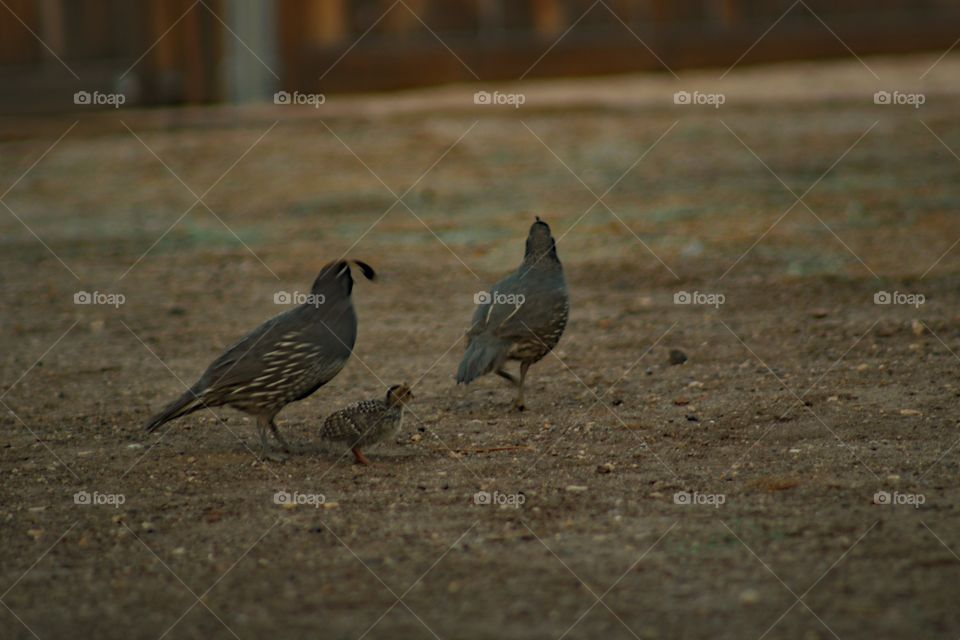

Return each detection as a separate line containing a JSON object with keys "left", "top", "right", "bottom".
{"left": 2, "top": 55, "right": 960, "bottom": 639}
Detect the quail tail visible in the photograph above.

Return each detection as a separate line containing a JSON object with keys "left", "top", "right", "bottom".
{"left": 144, "top": 389, "right": 203, "bottom": 433}
{"left": 456, "top": 335, "right": 508, "bottom": 385}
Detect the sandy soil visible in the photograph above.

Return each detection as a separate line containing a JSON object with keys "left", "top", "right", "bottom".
{"left": 2, "top": 54, "right": 960, "bottom": 639}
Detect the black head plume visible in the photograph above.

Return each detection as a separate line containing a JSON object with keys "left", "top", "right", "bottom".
{"left": 350, "top": 260, "right": 376, "bottom": 282}
{"left": 311, "top": 259, "right": 376, "bottom": 297}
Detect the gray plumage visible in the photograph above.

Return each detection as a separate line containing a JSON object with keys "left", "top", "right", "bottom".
{"left": 144, "top": 259, "right": 376, "bottom": 460}
{"left": 456, "top": 217, "right": 569, "bottom": 409}
{"left": 319, "top": 384, "right": 413, "bottom": 465}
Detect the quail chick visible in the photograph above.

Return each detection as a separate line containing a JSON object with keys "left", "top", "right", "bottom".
{"left": 319, "top": 384, "right": 414, "bottom": 465}
{"left": 144, "top": 260, "right": 376, "bottom": 461}
{"left": 456, "top": 217, "right": 569, "bottom": 410}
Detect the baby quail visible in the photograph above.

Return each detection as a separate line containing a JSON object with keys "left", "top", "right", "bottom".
{"left": 456, "top": 217, "right": 569, "bottom": 410}
{"left": 144, "top": 260, "right": 376, "bottom": 461}
{"left": 319, "top": 384, "right": 414, "bottom": 465}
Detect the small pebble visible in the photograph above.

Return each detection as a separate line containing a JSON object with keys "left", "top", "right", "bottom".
{"left": 596, "top": 463, "right": 615, "bottom": 474}
{"left": 565, "top": 485, "right": 588, "bottom": 493}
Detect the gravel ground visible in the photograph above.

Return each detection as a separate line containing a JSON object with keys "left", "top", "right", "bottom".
{"left": 2, "top": 54, "right": 960, "bottom": 639}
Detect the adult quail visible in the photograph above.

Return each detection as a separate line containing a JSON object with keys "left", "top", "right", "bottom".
{"left": 456, "top": 217, "right": 569, "bottom": 410}
{"left": 319, "top": 384, "right": 414, "bottom": 465}
{"left": 144, "top": 260, "right": 376, "bottom": 460}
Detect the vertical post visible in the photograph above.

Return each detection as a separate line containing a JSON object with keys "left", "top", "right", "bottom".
{"left": 38, "top": 0, "right": 66, "bottom": 68}
{"left": 223, "top": 0, "right": 279, "bottom": 103}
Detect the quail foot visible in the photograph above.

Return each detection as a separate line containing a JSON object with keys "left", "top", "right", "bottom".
{"left": 457, "top": 217, "right": 569, "bottom": 410}
{"left": 319, "top": 384, "right": 414, "bottom": 465}
{"left": 144, "top": 260, "right": 376, "bottom": 462}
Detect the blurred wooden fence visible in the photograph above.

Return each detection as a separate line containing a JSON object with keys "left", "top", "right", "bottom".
{"left": 1, "top": 0, "right": 958, "bottom": 111}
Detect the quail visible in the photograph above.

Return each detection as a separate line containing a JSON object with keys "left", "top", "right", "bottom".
{"left": 456, "top": 217, "right": 569, "bottom": 410}
{"left": 319, "top": 384, "right": 414, "bottom": 465}
{"left": 144, "top": 260, "right": 376, "bottom": 461}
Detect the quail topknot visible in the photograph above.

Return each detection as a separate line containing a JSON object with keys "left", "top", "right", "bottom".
{"left": 318, "top": 384, "right": 414, "bottom": 465}
{"left": 144, "top": 259, "right": 376, "bottom": 460}
{"left": 456, "top": 216, "right": 569, "bottom": 409}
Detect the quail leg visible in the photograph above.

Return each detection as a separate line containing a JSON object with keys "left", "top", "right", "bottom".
{"left": 269, "top": 419, "right": 301, "bottom": 454}
{"left": 257, "top": 416, "right": 286, "bottom": 462}
{"left": 515, "top": 361, "right": 531, "bottom": 411}
{"left": 496, "top": 369, "right": 519, "bottom": 386}
{"left": 352, "top": 447, "right": 371, "bottom": 465}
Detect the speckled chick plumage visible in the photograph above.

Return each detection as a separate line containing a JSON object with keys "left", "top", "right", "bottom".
{"left": 320, "top": 384, "right": 413, "bottom": 464}
{"left": 456, "top": 217, "right": 569, "bottom": 409}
